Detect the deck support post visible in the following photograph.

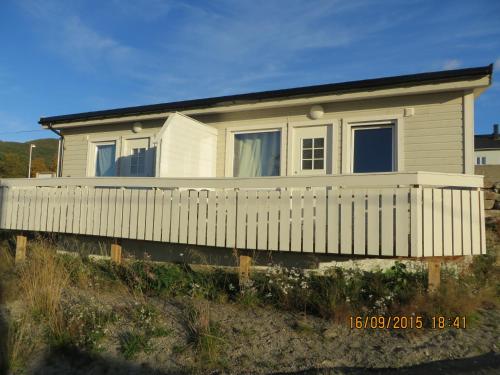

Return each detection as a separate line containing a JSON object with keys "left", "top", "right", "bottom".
{"left": 239, "top": 254, "right": 252, "bottom": 285}
{"left": 110, "top": 241, "right": 122, "bottom": 265}
{"left": 15, "top": 234, "right": 27, "bottom": 264}
{"left": 428, "top": 258, "right": 441, "bottom": 292}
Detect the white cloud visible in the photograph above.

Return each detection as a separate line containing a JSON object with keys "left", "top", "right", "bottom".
{"left": 442, "top": 59, "right": 462, "bottom": 70}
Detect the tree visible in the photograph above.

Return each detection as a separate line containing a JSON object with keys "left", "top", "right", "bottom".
{"left": 30, "top": 157, "right": 49, "bottom": 177}
{"left": 50, "top": 155, "right": 58, "bottom": 172}
{"left": 0, "top": 152, "right": 27, "bottom": 177}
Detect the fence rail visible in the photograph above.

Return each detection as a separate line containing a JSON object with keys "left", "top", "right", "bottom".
{"left": 0, "top": 173, "right": 486, "bottom": 258}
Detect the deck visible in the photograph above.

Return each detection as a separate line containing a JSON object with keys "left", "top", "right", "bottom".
{"left": 0, "top": 172, "right": 486, "bottom": 258}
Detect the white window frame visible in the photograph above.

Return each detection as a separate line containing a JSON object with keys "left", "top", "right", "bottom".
{"left": 86, "top": 138, "right": 121, "bottom": 177}
{"left": 224, "top": 122, "right": 287, "bottom": 177}
{"left": 341, "top": 115, "right": 404, "bottom": 174}
{"left": 300, "top": 136, "right": 325, "bottom": 172}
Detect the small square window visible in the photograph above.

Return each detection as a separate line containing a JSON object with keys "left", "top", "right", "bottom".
{"left": 314, "top": 148, "right": 324, "bottom": 158}
{"left": 314, "top": 138, "right": 324, "bottom": 148}
{"left": 314, "top": 160, "right": 324, "bottom": 169}
{"left": 481, "top": 157, "right": 487, "bottom": 165}
{"left": 302, "top": 138, "right": 313, "bottom": 148}
{"left": 303, "top": 149, "right": 312, "bottom": 159}
{"left": 302, "top": 160, "right": 313, "bottom": 170}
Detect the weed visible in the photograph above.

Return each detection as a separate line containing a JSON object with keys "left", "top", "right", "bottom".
{"left": 118, "top": 302, "right": 171, "bottom": 360}
{"left": 184, "top": 301, "right": 226, "bottom": 370}
{"left": 6, "top": 314, "right": 37, "bottom": 373}
{"left": 119, "top": 331, "right": 152, "bottom": 360}
{"left": 18, "top": 241, "right": 69, "bottom": 321}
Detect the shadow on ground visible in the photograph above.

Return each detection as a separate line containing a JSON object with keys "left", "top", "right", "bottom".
{"left": 0, "top": 283, "right": 8, "bottom": 375}
{"left": 274, "top": 352, "right": 500, "bottom": 375}
{"left": 28, "top": 346, "right": 188, "bottom": 375}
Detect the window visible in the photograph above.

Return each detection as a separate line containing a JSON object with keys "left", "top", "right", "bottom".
{"left": 477, "top": 156, "right": 487, "bottom": 165}
{"left": 130, "top": 147, "right": 146, "bottom": 176}
{"left": 94, "top": 143, "right": 116, "bottom": 176}
{"left": 301, "top": 137, "right": 324, "bottom": 170}
{"left": 233, "top": 131, "right": 281, "bottom": 177}
{"left": 352, "top": 125, "right": 394, "bottom": 173}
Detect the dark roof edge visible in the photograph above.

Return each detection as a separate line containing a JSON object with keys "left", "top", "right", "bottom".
{"left": 40, "top": 64, "right": 494, "bottom": 125}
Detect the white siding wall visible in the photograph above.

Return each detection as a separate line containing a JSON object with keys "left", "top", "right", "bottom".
{"left": 156, "top": 114, "right": 217, "bottom": 177}
{"left": 475, "top": 150, "right": 500, "bottom": 165}
{"left": 60, "top": 91, "right": 465, "bottom": 178}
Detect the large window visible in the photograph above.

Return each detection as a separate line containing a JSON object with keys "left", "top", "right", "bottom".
{"left": 233, "top": 131, "right": 281, "bottom": 177}
{"left": 94, "top": 143, "right": 116, "bottom": 176}
{"left": 352, "top": 125, "right": 394, "bottom": 173}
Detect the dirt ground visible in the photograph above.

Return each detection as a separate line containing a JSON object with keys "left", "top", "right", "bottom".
{"left": 8, "top": 291, "right": 497, "bottom": 375}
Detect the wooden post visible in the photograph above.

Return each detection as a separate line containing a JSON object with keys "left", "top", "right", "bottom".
{"left": 110, "top": 243, "right": 122, "bottom": 265}
{"left": 428, "top": 258, "right": 441, "bottom": 292}
{"left": 239, "top": 255, "right": 251, "bottom": 285}
{"left": 15, "top": 235, "right": 27, "bottom": 264}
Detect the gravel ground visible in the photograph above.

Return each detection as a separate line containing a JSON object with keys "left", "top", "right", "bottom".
{"left": 14, "top": 293, "right": 498, "bottom": 375}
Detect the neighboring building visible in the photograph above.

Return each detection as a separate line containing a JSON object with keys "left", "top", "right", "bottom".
{"left": 39, "top": 65, "right": 493, "bottom": 179}
{"left": 475, "top": 124, "right": 500, "bottom": 165}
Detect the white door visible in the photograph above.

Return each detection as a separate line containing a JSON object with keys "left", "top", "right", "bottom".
{"left": 292, "top": 125, "right": 332, "bottom": 175}
{"left": 122, "top": 137, "right": 154, "bottom": 177}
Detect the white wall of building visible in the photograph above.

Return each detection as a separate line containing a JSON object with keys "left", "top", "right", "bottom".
{"left": 155, "top": 113, "right": 217, "bottom": 177}
{"left": 474, "top": 149, "right": 500, "bottom": 165}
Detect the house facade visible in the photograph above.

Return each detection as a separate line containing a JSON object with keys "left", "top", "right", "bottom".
{"left": 41, "top": 66, "right": 493, "bottom": 180}
{"left": 0, "top": 65, "right": 493, "bottom": 260}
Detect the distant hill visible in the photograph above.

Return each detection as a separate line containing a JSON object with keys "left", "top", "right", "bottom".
{"left": 0, "top": 138, "right": 59, "bottom": 177}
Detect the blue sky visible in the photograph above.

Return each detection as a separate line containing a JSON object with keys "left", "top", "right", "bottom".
{"left": 0, "top": 0, "right": 499, "bottom": 142}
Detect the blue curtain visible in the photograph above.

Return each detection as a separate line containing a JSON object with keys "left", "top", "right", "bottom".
{"left": 234, "top": 131, "right": 281, "bottom": 177}
{"left": 95, "top": 144, "right": 116, "bottom": 176}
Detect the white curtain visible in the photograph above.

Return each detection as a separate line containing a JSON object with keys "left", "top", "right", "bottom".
{"left": 234, "top": 131, "right": 280, "bottom": 177}
{"left": 96, "top": 144, "right": 116, "bottom": 176}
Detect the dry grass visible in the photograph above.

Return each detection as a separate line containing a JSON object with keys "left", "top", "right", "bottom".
{"left": 184, "top": 301, "right": 226, "bottom": 370}
{"left": 17, "top": 241, "right": 69, "bottom": 321}
{"left": 6, "top": 313, "right": 37, "bottom": 372}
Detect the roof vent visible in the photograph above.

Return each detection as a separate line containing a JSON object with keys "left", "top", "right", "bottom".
{"left": 494, "top": 124, "right": 499, "bottom": 140}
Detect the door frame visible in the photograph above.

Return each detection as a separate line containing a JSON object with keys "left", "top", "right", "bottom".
{"left": 287, "top": 119, "right": 338, "bottom": 176}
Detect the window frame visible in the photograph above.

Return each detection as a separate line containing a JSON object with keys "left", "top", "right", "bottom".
{"left": 341, "top": 115, "right": 404, "bottom": 174}
{"left": 87, "top": 139, "right": 120, "bottom": 177}
{"left": 300, "top": 137, "right": 325, "bottom": 171}
{"left": 351, "top": 124, "right": 395, "bottom": 173}
{"left": 224, "top": 122, "right": 287, "bottom": 177}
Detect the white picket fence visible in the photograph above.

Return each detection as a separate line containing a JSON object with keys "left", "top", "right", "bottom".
{"left": 0, "top": 173, "right": 486, "bottom": 257}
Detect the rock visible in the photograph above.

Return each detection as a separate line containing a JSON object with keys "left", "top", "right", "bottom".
{"left": 484, "top": 199, "right": 495, "bottom": 210}
{"left": 320, "top": 360, "right": 336, "bottom": 368}
{"left": 483, "top": 179, "right": 494, "bottom": 189}
{"left": 494, "top": 181, "right": 500, "bottom": 190}
{"left": 484, "top": 191, "right": 497, "bottom": 200}
{"left": 323, "top": 326, "right": 339, "bottom": 339}
{"left": 494, "top": 201, "right": 500, "bottom": 210}
{"left": 485, "top": 210, "right": 500, "bottom": 218}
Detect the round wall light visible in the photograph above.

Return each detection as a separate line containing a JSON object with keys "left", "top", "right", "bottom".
{"left": 309, "top": 104, "right": 324, "bottom": 120}
{"left": 132, "top": 122, "right": 143, "bottom": 133}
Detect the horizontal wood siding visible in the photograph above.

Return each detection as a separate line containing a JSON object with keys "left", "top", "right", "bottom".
{"left": 60, "top": 92, "right": 465, "bottom": 178}
{"left": 0, "top": 183, "right": 485, "bottom": 258}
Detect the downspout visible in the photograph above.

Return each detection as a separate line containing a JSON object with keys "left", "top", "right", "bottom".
{"left": 47, "top": 123, "right": 64, "bottom": 177}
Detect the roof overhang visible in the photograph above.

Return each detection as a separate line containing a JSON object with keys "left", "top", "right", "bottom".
{"left": 40, "top": 64, "right": 494, "bottom": 130}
